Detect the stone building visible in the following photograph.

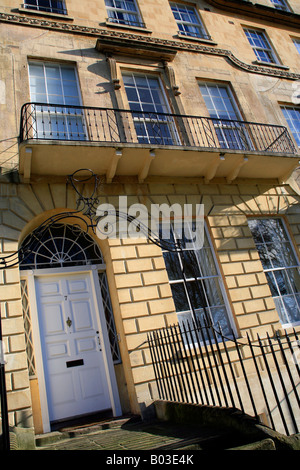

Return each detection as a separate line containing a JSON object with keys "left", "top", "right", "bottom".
{"left": 0, "top": 0, "right": 300, "bottom": 447}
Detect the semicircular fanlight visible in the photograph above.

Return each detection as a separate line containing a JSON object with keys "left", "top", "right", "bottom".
{"left": 19, "top": 223, "right": 103, "bottom": 270}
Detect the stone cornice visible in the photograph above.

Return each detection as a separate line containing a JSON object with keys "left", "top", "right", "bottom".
{"left": 1, "top": 11, "right": 300, "bottom": 80}
{"left": 206, "top": 0, "right": 300, "bottom": 28}
{"left": 95, "top": 34, "right": 178, "bottom": 61}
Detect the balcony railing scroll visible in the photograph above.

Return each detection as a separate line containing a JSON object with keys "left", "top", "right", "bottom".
{"left": 20, "top": 102, "right": 297, "bottom": 155}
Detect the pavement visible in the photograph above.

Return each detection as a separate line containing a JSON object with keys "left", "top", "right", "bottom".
{"left": 34, "top": 415, "right": 227, "bottom": 451}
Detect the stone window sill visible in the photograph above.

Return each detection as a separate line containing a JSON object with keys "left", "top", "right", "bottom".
{"left": 18, "top": 6, "right": 74, "bottom": 21}
{"left": 105, "top": 20, "right": 152, "bottom": 34}
{"left": 176, "top": 32, "right": 217, "bottom": 45}
{"left": 252, "top": 60, "right": 290, "bottom": 70}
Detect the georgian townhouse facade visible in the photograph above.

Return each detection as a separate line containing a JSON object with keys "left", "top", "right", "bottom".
{"left": 0, "top": 0, "right": 300, "bottom": 447}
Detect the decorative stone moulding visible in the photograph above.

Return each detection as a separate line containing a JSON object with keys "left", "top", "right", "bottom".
{"left": 95, "top": 35, "right": 178, "bottom": 62}
{"left": 1, "top": 12, "right": 300, "bottom": 80}
{"left": 106, "top": 54, "right": 122, "bottom": 90}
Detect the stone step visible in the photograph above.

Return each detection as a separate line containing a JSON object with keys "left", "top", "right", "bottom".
{"left": 35, "top": 415, "right": 139, "bottom": 447}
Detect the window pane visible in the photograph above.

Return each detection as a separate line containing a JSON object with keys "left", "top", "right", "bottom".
{"left": 288, "top": 267, "right": 300, "bottom": 292}
{"left": 123, "top": 74, "right": 134, "bottom": 85}
{"left": 249, "top": 218, "right": 298, "bottom": 268}
{"left": 25, "top": 0, "right": 67, "bottom": 14}
{"left": 30, "top": 92, "right": 47, "bottom": 103}
{"left": 29, "top": 77, "right": 46, "bottom": 95}
{"left": 45, "top": 65, "right": 61, "bottom": 79}
{"left": 199, "top": 83, "right": 251, "bottom": 150}
{"left": 162, "top": 223, "right": 232, "bottom": 334}
{"left": 281, "top": 106, "right": 300, "bottom": 147}
{"left": 139, "top": 88, "right": 152, "bottom": 103}
{"left": 196, "top": 248, "right": 217, "bottom": 277}
{"left": 199, "top": 84, "right": 239, "bottom": 121}
{"left": 123, "top": 72, "right": 177, "bottom": 145}
{"left": 244, "top": 28, "right": 276, "bottom": 64}
{"left": 270, "top": 0, "right": 290, "bottom": 11}
{"left": 62, "top": 82, "right": 80, "bottom": 97}
{"left": 170, "top": 2, "right": 208, "bottom": 39}
{"left": 125, "top": 87, "right": 139, "bottom": 102}
{"left": 105, "top": 0, "right": 143, "bottom": 27}
{"left": 163, "top": 252, "right": 182, "bottom": 280}
{"left": 248, "top": 218, "right": 300, "bottom": 325}
{"left": 202, "top": 277, "right": 223, "bottom": 306}
{"left": 170, "top": 282, "right": 190, "bottom": 311}
{"left": 209, "top": 306, "right": 231, "bottom": 336}
{"left": 294, "top": 40, "right": 300, "bottom": 55}
{"left": 28, "top": 63, "right": 44, "bottom": 77}
{"left": 47, "top": 79, "right": 63, "bottom": 96}
{"left": 29, "top": 62, "right": 84, "bottom": 141}
{"left": 186, "top": 279, "right": 208, "bottom": 310}
{"left": 61, "top": 67, "right": 77, "bottom": 81}
{"left": 181, "top": 251, "right": 201, "bottom": 278}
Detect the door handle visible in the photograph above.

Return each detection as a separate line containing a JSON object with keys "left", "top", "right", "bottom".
{"left": 66, "top": 317, "right": 72, "bottom": 328}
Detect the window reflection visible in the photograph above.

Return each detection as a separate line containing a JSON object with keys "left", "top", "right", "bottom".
{"left": 161, "top": 223, "right": 233, "bottom": 337}
{"left": 248, "top": 218, "right": 300, "bottom": 326}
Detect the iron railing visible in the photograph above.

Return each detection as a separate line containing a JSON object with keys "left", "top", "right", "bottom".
{"left": 148, "top": 319, "right": 300, "bottom": 436}
{"left": 20, "top": 103, "right": 297, "bottom": 154}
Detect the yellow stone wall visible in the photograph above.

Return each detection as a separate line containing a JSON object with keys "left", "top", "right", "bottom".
{"left": 1, "top": 0, "right": 300, "bottom": 170}
{"left": 1, "top": 178, "right": 300, "bottom": 426}
{"left": 1, "top": 0, "right": 300, "bottom": 431}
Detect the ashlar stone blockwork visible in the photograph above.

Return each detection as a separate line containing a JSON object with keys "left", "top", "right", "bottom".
{"left": 0, "top": 179, "right": 299, "bottom": 422}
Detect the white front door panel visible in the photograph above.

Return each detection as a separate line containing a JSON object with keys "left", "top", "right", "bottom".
{"left": 36, "top": 272, "right": 112, "bottom": 422}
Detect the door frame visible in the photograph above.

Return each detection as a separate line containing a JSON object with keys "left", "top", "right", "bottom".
{"left": 21, "top": 264, "right": 122, "bottom": 433}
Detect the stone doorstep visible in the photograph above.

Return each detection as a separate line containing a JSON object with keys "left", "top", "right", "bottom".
{"left": 8, "top": 426, "right": 36, "bottom": 450}
{"left": 35, "top": 416, "right": 139, "bottom": 447}
{"left": 5, "top": 422, "right": 278, "bottom": 451}
{"left": 34, "top": 420, "right": 271, "bottom": 451}
{"left": 35, "top": 422, "right": 226, "bottom": 451}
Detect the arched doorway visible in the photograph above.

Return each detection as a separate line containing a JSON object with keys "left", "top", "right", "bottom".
{"left": 19, "top": 223, "right": 121, "bottom": 432}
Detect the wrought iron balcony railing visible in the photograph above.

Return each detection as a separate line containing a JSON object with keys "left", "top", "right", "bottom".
{"left": 19, "top": 102, "right": 297, "bottom": 155}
